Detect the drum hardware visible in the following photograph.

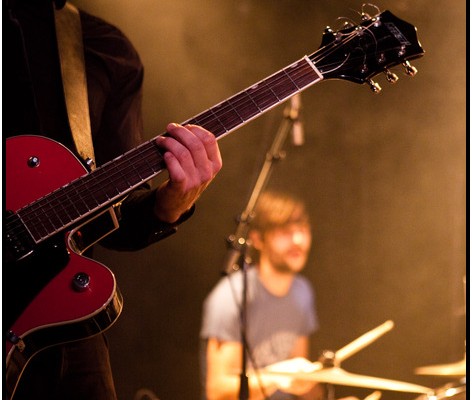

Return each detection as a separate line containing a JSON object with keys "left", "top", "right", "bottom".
{"left": 262, "top": 320, "right": 432, "bottom": 394}
{"left": 414, "top": 378, "right": 466, "bottom": 400}
{"left": 415, "top": 356, "right": 466, "bottom": 377}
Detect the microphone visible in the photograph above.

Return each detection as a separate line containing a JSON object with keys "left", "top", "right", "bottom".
{"left": 289, "top": 94, "right": 304, "bottom": 146}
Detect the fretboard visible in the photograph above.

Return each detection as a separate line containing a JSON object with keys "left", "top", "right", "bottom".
{"left": 185, "top": 56, "right": 322, "bottom": 139}
{"left": 19, "top": 56, "right": 323, "bottom": 244}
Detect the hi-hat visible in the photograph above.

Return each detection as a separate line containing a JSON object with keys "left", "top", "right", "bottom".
{"left": 415, "top": 357, "right": 466, "bottom": 376}
{"left": 263, "top": 358, "right": 432, "bottom": 394}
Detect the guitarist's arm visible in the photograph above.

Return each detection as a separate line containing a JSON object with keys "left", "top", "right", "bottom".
{"left": 81, "top": 11, "right": 222, "bottom": 251}
{"left": 99, "top": 123, "right": 222, "bottom": 251}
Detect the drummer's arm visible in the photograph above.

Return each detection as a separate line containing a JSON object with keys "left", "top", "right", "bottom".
{"left": 206, "top": 336, "right": 322, "bottom": 400}
{"left": 205, "top": 338, "right": 279, "bottom": 400}
{"left": 283, "top": 336, "right": 362, "bottom": 400}
{"left": 289, "top": 335, "right": 310, "bottom": 358}
{"left": 288, "top": 335, "right": 324, "bottom": 400}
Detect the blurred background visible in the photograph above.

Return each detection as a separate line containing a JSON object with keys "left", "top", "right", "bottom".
{"left": 72, "top": 1, "right": 467, "bottom": 399}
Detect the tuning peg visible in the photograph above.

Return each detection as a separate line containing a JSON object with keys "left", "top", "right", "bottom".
{"left": 384, "top": 69, "right": 399, "bottom": 83}
{"left": 342, "top": 20, "right": 355, "bottom": 29}
{"left": 402, "top": 60, "right": 418, "bottom": 76}
{"left": 367, "top": 79, "right": 382, "bottom": 93}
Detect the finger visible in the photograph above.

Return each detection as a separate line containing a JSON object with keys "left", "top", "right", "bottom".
{"left": 184, "top": 124, "right": 222, "bottom": 174}
{"left": 161, "top": 151, "right": 188, "bottom": 186}
{"left": 156, "top": 127, "right": 199, "bottom": 180}
{"left": 164, "top": 123, "right": 221, "bottom": 181}
{"left": 165, "top": 123, "right": 210, "bottom": 178}
{"left": 166, "top": 123, "right": 208, "bottom": 159}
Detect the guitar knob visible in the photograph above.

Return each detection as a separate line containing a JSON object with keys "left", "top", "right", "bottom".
{"left": 384, "top": 70, "right": 399, "bottom": 83}
{"left": 402, "top": 60, "right": 418, "bottom": 76}
{"left": 72, "top": 272, "right": 91, "bottom": 292}
{"left": 27, "top": 156, "right": 40, "bottom": 168}
{"left": 367, "top": 79, "right": 382, "bottom": 93}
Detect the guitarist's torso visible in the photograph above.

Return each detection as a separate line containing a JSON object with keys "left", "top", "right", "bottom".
{"left": 4, "top": 3, "right": 145, "bottom": 398}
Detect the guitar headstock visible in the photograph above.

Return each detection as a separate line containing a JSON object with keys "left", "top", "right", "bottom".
{"left": 313, "top": 9, "right": 424, "bottom": 92}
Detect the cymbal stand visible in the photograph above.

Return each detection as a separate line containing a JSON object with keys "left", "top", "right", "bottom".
{"left": 222, "top": 97, "right": 302, "bottom": 400}
{"left": 319, "top": 350, "right": 337, "bottom": 400}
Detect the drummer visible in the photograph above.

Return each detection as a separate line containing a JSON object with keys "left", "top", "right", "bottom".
{"left": 200, "top": 191, "right": 323, "bottom": 399}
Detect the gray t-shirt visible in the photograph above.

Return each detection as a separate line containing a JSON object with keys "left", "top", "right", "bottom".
{"left": 200, "top": 265, "right": 319, "bottom": 369}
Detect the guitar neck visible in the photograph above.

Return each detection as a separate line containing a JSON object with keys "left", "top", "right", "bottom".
{"left": 12, "top": 8, "right": 425, "bottom": 247}
{"left": 18, "top": 56, "right": 323, "bottom": 244}
{"left": 183, "top": 56, "right": 323, "bottom": 140}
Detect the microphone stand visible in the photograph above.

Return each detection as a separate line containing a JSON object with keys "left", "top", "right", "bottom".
{"left": 221, "top": 96, "right": 302, "bottom": 400}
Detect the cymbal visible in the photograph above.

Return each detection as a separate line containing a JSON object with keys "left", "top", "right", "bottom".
{"left": 264, "top": 362, "right": 432, "bottom": 394}
{"left": 415, "top": 358, "right": 466, "bottom": 376}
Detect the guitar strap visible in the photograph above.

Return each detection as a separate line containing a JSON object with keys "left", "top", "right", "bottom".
{"left": 53, "top": 2, "right": 96, "bottom": 170}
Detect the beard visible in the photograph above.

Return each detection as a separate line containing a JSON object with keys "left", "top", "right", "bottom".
{"left": 271, "top": 261, "right": 294, "bottom": 274}
{"left": 269, "top": 251, "right": 307, "bottom": 274}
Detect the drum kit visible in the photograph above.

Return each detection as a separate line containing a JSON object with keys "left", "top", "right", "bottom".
{"left": 413, "top": 355, "right": 466, "bottom": 400}
{"left": 262, "top": 320, "right": 467, "bottom": 400}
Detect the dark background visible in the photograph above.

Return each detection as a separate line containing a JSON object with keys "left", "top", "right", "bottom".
{"left": 72, "top": 1, "right": 467, "bottom": 399}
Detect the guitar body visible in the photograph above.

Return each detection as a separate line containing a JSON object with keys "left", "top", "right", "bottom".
{"left": 5, "top": 136, "right": 123, "bottom": 400}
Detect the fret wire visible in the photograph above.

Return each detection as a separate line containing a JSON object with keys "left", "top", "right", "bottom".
{"left": 248, "top": 79, "right": 280, "bottom": 109}
{"left": 23, "top": 204, "right": 58, "bottom": 240}
{"left": 5, "top": 214, "right": 29, "bottom": 242}
{"left": 183, "top": 58, "right": 319, "bottom": 137}
{"left": 48, "top": 196, "right": 77, "bottom": 226}
{"left": 106, "top": 143, "right": 163, "bottom": 185}
{"left": 259, "top": 77, "right": 283, "bottom": 102}
{"left": 63, "top": 190, "right": 84, "bottom": 219}
{"left": 186, "top": 75, "right": 275, "bottom": 128}
{"left": 211, "top": 103, "right": 244, "bottom": 132}
{"left": 228, "top": 91, "right": 262, "bottom": 121}
{"left": 265, "top": 73, "right": 298, "bottom": 99}
{"left": 84, "top": 143, "right": 160, "bottom": 200}
{"left": 284, "top": 64, "right": 303, "bottom": 88}
{"left": 207, "top": 108, "right": 229, "bottom": 135}
{"left": 190, "top": 82, "right": 271, "bottom": 132}
{"left": 291, "top": 63, "right": 320, "bottom": 87}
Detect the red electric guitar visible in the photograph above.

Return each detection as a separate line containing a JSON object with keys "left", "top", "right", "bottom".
{"left": 4, "top": 9, "right": 423, "bottom": 399}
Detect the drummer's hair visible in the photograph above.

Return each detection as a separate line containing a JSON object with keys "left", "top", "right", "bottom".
{"left": 250, "top": 190, "right": 309, "bottom": 235}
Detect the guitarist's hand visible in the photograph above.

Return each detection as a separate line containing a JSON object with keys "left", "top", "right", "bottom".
{"left": 153, "top": 123, "right": 222, "bottom": 223}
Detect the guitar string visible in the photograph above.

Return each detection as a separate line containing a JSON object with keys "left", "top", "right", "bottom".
{"left": 7, "top": 142, "right": 163, "bottom": 238}
{"left": 179, "top": 17, "right": 398, "bottom": 140}
{"left": 8, "top": 26, "right": 394, "bottom": 240}
{"left": 9, "top": 15, "right": 400, "bottom": 242}
{"left": 15, "top": 144, "right": 164, "bottom": 241}
{"left": 8, "top": 39, "right": 396, "bottom": 241}
{"left": 180, "top": 15, "right": 386, "bottom": 133}
{"left": 13, "top": 57, "right": 319, "bottom": 241}
{"left": 10, "top": 56, "right": 320, "bottom": 240}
